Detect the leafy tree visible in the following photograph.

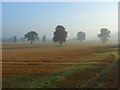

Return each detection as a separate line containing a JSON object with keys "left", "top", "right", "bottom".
{"left": 25, "top": 31, "right": 38, "bottom": 44}
{"left": 77, "top": 31, "right": 85, "bottom": 42}
{"left": 42, "top": 35, "right": 46, "bottom": 42}
{"left": 13, "top": 36, "right": 17, "bottom": 42}
{"left": 53, "top": 25, "right": 67, "bottom": 46}
{"left": 98, "top": 28, "right": 110, "bottom": 43}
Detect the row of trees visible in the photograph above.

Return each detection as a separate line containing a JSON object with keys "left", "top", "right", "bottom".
{"left": 76, "top": 28, "right": 110, "bottom": 43}
{"left": 25, "top": 32, "right": 47, "bottom": 44}
{"left": 11, "top": 34, "right": 46, "bottom": 44}
{"left": 13, "top": 25, "right": 111, "bottom": 46}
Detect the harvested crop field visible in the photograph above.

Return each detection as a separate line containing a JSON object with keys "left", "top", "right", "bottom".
{"left": 2, "top": 42, "right": 119, "bottom": 88}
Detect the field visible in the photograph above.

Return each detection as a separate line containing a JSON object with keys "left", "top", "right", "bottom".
{"left": 2, "top": 41, "right": 119, "bottom": 88}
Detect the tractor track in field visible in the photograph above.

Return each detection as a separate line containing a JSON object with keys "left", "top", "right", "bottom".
{"left": 32, "top": 52, "right": 117, "bottom": 88}
{"left": 77, "top": 53, "right": 118, "bottom": 88}
{"left": 2, "top": 44, "right": 118, "bottom": 88}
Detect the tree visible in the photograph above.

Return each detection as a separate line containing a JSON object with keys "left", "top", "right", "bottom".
{"left": 25, "top": 31, "right": 38, "bottom": 44}
{"left": 37, "top": 37, "right": 39, "bottom": 41}
{"left": 13, "top": 36, "right": 17, "bottom": 42}
{"left": 42, "top": 35, "right": 46, "bottom": 42}
{"left": 53, "top": 25, "right": 67, "bottom": 46}
{"left": 8, "top": 37, "right": 13, "bottom": 42}
{"left": 98, "top": 28, "right": 110, "bottom": 43}
{"left": 77, "top": 31, "right": 85, "bottom": 42}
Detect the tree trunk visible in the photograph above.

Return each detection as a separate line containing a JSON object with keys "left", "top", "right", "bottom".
{"left": 80, "top": 40, "right": 83, "bottom": 42}
{"left": 30, "top": 40, "right": 33, "bottom": 44}
{"left": 59, "top": 41, "right": 62, "bottom": 46}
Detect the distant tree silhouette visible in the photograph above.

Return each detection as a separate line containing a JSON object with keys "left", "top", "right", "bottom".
{"left": 98, "top": 28, "right": 110, "bottom": 43}
{"left": 37, "top": 37, "right": 39, "bottom": 41}
{"left": 13, "top": 36, "right": 17, "bottom": 42}
{"left": 53, "top": 25, "right": 67, "bottom": 46}
{"left": 25, "top": 31, "right": 38, "bottom": 44}
{"left": 77, "top": 31, "right": 85, "bottom": 42}
{"left": 8, "top": 37, "right": 13, "bottom": 42}
{"left": 42, "top": 35, "right": 46, "bottom": 42}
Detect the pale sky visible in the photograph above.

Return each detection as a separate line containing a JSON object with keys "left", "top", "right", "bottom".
{"left": 1, "top": 0, "right": 119, "bottom": 2}
{"left": 2, "top": 2, "right": 118, "bottom": 39}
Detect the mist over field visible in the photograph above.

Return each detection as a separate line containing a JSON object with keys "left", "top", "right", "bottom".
{"left": 1, "top": 2, "right": 119, "bottom": 89}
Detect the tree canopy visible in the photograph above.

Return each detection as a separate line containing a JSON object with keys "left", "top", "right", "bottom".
{"left": 42, "top": 35, "right": 46, "bottom": 42}
{"left": 77, "top": 31, "right": 85, "bottom": 42}
{"left": 25, "top": 31, "right": 38, "bottom": 44}
{"left": 53, "top": 25, "right": 67, "bottom": 46}
{"left": 98, "top": 28, "right": 110, "bottom": 43}
{"left": 13, "top": 36, "right": 17, "bottom": 42}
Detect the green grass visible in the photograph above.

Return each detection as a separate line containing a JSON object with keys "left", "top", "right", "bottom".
{"left": 81, "top": 60, "right": 118, "bottom": 88}
{"left": 3, "top": 64, "right": 88, "bottom": 88}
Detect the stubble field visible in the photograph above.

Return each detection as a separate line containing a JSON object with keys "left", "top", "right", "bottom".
{"left": 2, "top": 42, "right": 119, "bottom": 88}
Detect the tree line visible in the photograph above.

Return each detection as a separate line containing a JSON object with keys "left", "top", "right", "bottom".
{"left": 12, "top": 25, "right": 111, "bottom": 46}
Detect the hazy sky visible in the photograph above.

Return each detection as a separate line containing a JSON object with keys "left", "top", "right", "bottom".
{"left": 2, "top": 2, "right": 118, "bottom": 39}
{"left": 1, "top": 0, "right": 119, "bottom": 2}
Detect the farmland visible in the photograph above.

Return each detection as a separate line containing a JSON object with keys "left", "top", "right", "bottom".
{"left": 2, "top": 41, "right": 119, "bottom": 88}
